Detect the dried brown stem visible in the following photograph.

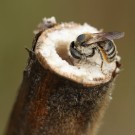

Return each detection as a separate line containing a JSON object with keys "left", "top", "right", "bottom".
{"left": 5, "top": 17, "right": 119, "bottom": 135}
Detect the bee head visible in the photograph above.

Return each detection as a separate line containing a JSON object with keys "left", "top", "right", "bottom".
{"left": 75, "top": 34, "right": 93, "bottom": 47}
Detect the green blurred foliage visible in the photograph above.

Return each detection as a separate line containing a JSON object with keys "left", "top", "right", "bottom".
{"left": 0, "top": 0, "right": 135, "bottom": 135}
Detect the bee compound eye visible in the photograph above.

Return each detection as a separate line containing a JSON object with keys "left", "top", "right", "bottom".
{"left": 70, "top": 41, "right": 82, "bottom": 59}
{"left": 77, "top": 34, "right": 86, "bottom": 43}
{"left": 70, "top": 41, "right": 75, "bottom": 47}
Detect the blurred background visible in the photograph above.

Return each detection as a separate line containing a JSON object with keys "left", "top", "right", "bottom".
{"left": 0, "top": 0, "right": 134, "bottom": 135}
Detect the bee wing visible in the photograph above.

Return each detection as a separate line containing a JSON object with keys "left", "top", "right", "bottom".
{"left": 95, "top": 32, "right": 125, "bottom": 40}
{"left": 85, "top": 32, "right": 125, "bottom": 45}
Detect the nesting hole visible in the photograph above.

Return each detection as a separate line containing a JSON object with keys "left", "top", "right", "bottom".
{"left": 55, "top": 41, "right": 74, "bottom": 65}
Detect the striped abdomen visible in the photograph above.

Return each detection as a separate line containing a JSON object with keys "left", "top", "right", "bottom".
{"left": 99, "top": 40, "right": 116, "bottom": 62}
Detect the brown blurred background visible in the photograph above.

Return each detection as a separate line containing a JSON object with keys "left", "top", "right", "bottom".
{"left": 0, "top": 0, "right": 135, "bottom": 135}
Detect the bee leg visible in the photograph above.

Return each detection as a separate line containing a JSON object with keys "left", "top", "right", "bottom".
{"left": 101, "top": 60, "right": 107, "bottom": 75}
{"left": 83, "top": 55, "right": 87, "bottom": 63}
{"left": 101, "top": 60, "right": 104, "bottom": 71}
{"left": 97, "top": 47, "right": 105, "bottom": 74}
{"left": 78, "top": 55, "right": 87, "bottom": 64}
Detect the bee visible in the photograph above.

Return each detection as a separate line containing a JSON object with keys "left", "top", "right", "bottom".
{"left": 70, "top": 32, "right": 124, "bottom": 67}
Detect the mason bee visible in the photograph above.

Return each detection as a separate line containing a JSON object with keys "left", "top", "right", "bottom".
{"left": 70, "top": 32, "right": 124, "bottom": 66}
